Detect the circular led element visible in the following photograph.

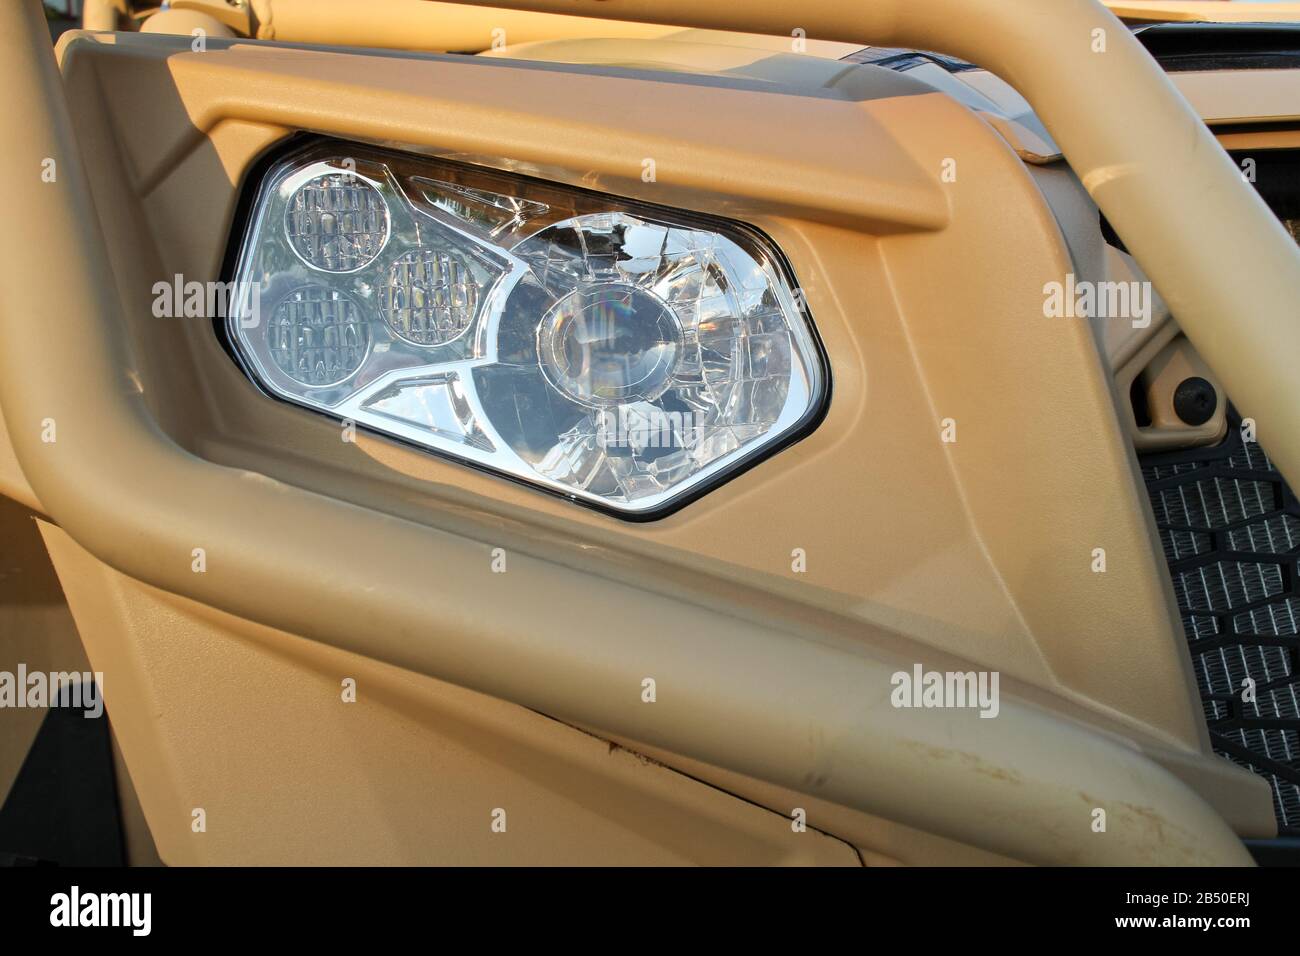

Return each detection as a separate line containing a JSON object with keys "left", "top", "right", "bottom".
{"left": 537, "top": 283, "right": 681, "bottom": 408}
{"left": 267, "top": 286, "right": 370, "bottom": 387}
{"left": 284, "top": 173, "right": 389, "bottom": 271}
{"left": 379, "top": 248, "right": 480, "bottom": 346}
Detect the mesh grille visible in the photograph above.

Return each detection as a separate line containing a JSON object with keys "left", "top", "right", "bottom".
{"left": 1140, "top": 413, "right": 1300, "bottom": 835}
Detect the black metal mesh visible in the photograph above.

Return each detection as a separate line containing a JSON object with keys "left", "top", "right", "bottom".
{"left": 1140, "top": 413, "right": 1300, "bottom": 835}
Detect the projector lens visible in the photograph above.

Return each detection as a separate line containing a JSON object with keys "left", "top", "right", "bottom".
{"left": 538, "top": 283, "right": 681, "bottom": 407}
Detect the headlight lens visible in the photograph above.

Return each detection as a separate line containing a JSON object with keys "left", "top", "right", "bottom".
{"left": 227, "top": 142, "right": 826, "bottom": 516}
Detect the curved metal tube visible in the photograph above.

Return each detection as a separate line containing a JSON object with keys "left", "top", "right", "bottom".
{"left": 0, "top": 0, "right": 1261, "bottom": 864}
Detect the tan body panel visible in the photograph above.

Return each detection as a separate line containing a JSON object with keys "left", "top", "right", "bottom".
{"left": 1106, "top": 2, "right": 1300, "bottom": 22}
{"left": 39, "top": 524, "right": 862, "bottom": 866}
{"left": 0, "top": 1, "right": 1280, "bottom": 863}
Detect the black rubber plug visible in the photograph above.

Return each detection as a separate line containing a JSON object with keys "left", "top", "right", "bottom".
{"left": 1173, "top": 376, "right": 1217, "bottom": 426}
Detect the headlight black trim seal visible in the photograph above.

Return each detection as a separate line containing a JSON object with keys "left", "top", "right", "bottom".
{"left": 216, "top": 133, "right": 832, "bottom": 522}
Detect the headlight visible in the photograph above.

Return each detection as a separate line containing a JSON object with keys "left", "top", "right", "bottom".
{"left": 226, "top": 141, "right": 827, "bottom": 517}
